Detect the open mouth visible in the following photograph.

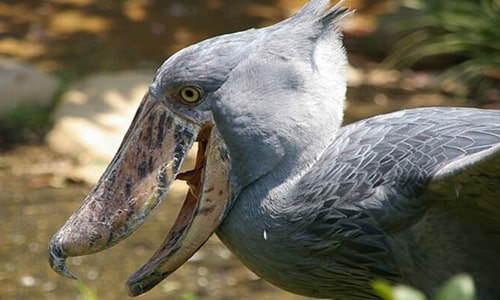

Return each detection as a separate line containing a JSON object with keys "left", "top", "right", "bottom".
{"left": 176, "top": 123, "right": 211, "bottom": 201}
{"left": 49, "top": 93, "right": 232, "bottom": 296}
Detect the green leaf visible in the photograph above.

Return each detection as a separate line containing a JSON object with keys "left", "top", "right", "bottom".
{"left": 373, "top": 280, "right": 395, "bottom": 300}
{"left": 373, "top": 280, "right": 427, "bottom": 300}
{"left": 434, "top": 274, "right": 475, "bottom": 300}
{"left": 392, "top": 285, "right": 427, "bottom": 300}
{"left": 75, "top": 280, "right": 98, "bottom": 300}
{"left": 181, "top": 291, "right": 197, "bottom": 300}
{"left": 385, "top": 0, "right": 500, "bottom": 91}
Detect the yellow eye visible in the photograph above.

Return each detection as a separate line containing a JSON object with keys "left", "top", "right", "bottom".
{"left": 179, "top": 86, "right": 202, "bottom": 104}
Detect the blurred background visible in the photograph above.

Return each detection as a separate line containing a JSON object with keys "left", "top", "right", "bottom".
{"left": 0, "top": 0, "right": 499, "bottom": 299}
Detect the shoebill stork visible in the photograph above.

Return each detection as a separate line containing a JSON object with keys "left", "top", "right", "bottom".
{"left": 49, "top": 0, "right": 500, "bottom": 299}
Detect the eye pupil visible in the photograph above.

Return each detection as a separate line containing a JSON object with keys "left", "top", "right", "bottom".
{"left": 185, "top": 90, "right": 194, "bottom": 97}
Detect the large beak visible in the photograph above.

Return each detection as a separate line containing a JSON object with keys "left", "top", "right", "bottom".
{"left": 48, "top": 92, "right": 231, "bottom": 296}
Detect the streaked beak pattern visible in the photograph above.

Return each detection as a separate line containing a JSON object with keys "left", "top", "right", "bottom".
{"left": 48, "top": 92, "right": 232, "bottom": 296}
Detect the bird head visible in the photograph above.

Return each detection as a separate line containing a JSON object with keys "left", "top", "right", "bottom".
{"left": 49, "top": 0, "right": 351, "bottom": 296}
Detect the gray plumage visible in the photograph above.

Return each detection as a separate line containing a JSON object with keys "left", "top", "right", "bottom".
{"left": 217, "top": 106, "right": 500, "bottom": 299}
{"left": 157, "top": 1, "right": 500, "bottom": 299}
{"left": 151, "top": 1, "right": 500, "bottom": 298}
{"left": 188, "top": 2, "right": 500, "bottom": 299}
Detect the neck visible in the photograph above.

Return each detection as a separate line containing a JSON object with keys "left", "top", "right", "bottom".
{"left": 215, "top": 38, "right": 348, "bottom": 296}
{"left": 216, "top": 97, "right": 344, "bottom": 295}
{"left": 215, "top": 141, "right": 326, "bottom": 296}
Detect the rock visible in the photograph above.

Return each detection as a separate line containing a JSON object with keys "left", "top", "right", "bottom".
{"left": 0, "top": 57, "right": 59, "bottom": 115}
{"left": 46, "top": 70, "right": 154, "bottom": 183}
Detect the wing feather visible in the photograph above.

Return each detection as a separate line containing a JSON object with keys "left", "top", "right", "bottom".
{"left": 291, "top": 107, "right": 500, "bottom": 294}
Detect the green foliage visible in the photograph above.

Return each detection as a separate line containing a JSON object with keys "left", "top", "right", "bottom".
{"left": 434, "top": 274, "right": 474, "bottom": 300}
{"left": 386, "top": 0, "right": 500, "bottom": 86}
{"left": 373, "top": 280, "right": 426, "bottom": 300}
{"left": 0, "top": 104, "right": 52, "bottom": 149}
{"left": 373, "top": 274, "right": 475, "bottom": 300}
{"left": 75, "top": 280, "right": 98, "bottom": 300}
{"left": 181, "top": 291, "right": 197, "bottom": 300}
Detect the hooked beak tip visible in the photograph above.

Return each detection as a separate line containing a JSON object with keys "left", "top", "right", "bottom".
{"left": 48, "top": 238, "right": 78, "bottom": 280}
{"left": 126, "top": 281, "right": 145, "bottom": 297}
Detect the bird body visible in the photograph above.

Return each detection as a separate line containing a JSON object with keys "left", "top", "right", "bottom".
{"left": 49, "top": 1, "right": 500, "bottom": 299}
{"left": 218, "top": 107, "right": 500, "bottom": 299}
